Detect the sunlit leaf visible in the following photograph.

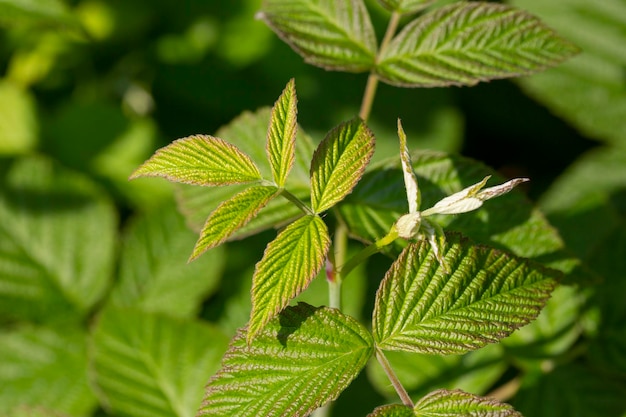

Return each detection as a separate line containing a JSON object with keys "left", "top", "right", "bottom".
{"left": 199, "top": 303, "right": 374, "bottom": 417}
{"left": 376, "top": 2, "right": 579, "bottom": 87}
{"left": 310, "top": 117, "right": 375, "bottom": 213}
{"left": 266, "top": 78, "right": 297, "bottom": 187}
{"left": 248, "top": 215, "right": 330, "bottom": 342}
{"left": 91, "top": 307, "right": 229, "bottom": 417}
{"left": 190, "top": 186, "right": 280, "bottom": 260}
{"left": 110, "top": 204, "right": 225, "bottom": 318}
{"left": 367, "top": 404, "right": 414, "bottom": 417}
{"left": 259, "top": 0, "right": 377, "bottom": 71}
{"left": 0, "top": 325, "right": 97, "bottom": 417}
{"left": 0, "top": 156, "right": 116, "bottom": 322}
{"left": 130, "top": 135, "right": 262, "bottom": 186}
{"left": 176, "top": 108, "right": 314, "bottom": 237}
{"left": 373, "top": 234, "right": 559, "bottom": 354}
{"left": 414, "top": 389, "right": 521, "bottom": 416}
{"left": 376, "top": 0, "right": 435, "bottom": 14}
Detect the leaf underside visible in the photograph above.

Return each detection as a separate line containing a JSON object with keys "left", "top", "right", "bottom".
{"left": 373, "top": 234, "right": 560, "bottom": 354}
{"left": 130, "top": 135, "right": 262, "bottom": 186}
{"left": 376, "top": 2, "right": 580, "bottom": 87}
{"left": 259, "top": 0, "right": 378, "bottom": 72}
{"left": 248, "top": 215, "right": 330, "bottom": 342}
{"left": 190, "top": 185, "right": 280, "bottom": 260}
{"left": 266, "top": 78, "right": 298, "bottom": 187}
{"left": 199, "top": 303, "right": 374, "bottom": 417}
{"left": 310, "top": 117, "right": 375, "bottom": 213}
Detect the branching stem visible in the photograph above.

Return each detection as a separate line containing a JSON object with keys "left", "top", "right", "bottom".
{"left": 279, "top": 188, "right": 314, "bottom": 215}
{"left": 338, "top": 227, "right": 398, "bottom": 279}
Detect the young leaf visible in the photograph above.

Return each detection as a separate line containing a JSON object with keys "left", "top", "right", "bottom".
{"left": 267, "top": 78, "right": 298, "bottom": 188}
{"left": 375, "top": 2, "right": 580, "bottom": 87}
{"left": 91, "top": 307, "right": 229, "bottom": 417}
{"left": 376, "top": 0, "right": 435, "bottom": 15}
{"left": 373, "top": 234, "right": 559, "bottom": 355}
{"left": 258, "top": 0, "right": 378, "bottom": 72}
{"left": 176, "top": 108, "right": 314, "bottom": 237}
{"left": 190, "top": 186, "right": 280, "bottom": 260}
{"left": 199, "top": 303, "right": 374, "bottom": 417}
{"left": 130, "top": 135, "right": 262, "bottom": 186}
{"left": 310, "top": 117, "right": 375, "bottom": 213}
{"left": 414, "top": 389, "right": 521, "bottom": 416}
{"left": 367, "top": 404, "right": 414, "bottom": 417}
{"left": 248, "top": 215, "right": 330, "bottom": 342}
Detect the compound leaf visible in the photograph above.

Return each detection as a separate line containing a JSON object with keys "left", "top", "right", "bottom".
{"left": 376, "top": 2, "right": 579, "bottom": 87}
{"left": 310, "top": 117, "right": 375, "bottom": 213}
{"left": 199, "top": 303, "right": 374, "bottom": 417}
{"left": 91, "top": 307, "right": 229, "bottom": 417}
{"left": 373, "top": 234, "right": 559, "bottom": 354}
{"left": 190, "top": 186, "right": 280, "bottom": 260}
{"left": 266, "top": 78, "right": 298, "bottom": 187}
{"left": 176, "top": 108, "right": 314, "bottom": 238}
{"left": 249, "top": 215, "right": 330, "bottom": 342}
{"left": 259, "top": 0, "right": 377, "bottom": 72}
{"left": 130, "top": 135, "right": 262, "bottom": 186}
{"left": 376, "top": 0, "right": 435, "bottom": 14}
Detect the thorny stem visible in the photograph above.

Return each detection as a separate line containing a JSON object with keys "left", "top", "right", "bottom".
{"left": 376, "top": 347, "right": 414, "bottom": 407}
{"left": 359, "top": 11, "right": 402, "bottom": 122}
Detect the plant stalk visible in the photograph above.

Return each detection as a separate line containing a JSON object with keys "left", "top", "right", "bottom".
{"left": 375, "top": 347, "right": 414, "bottom": 407}
{"left": 359, "top": 11, "right": 402, "bottom": 122}
{"left": 280, "top": 188, "right": 314, "bottom": 215}
{"left": 338, "top": 227, "right": 398, "bottom": 279}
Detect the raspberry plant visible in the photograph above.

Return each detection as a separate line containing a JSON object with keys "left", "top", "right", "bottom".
{"left": 129, "top": 1, "right": 580, "bottom": 416}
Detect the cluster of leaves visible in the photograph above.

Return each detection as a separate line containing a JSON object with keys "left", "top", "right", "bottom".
{"left": 2, "top": 0, "right": 626, "bottom": 417}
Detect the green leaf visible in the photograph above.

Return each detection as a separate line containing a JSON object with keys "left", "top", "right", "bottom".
{"left": 337, "top": 150, "right": 577, "bottom": 276}
{"left": 372, "top": 234, "right": 559, "bottom": 354}
{"left": 0, "top": 81, "right": 38, "bottom": 155}
{"left": 0, "top": 325, "right": 97, "bottom": 417}
{"left": 130, "top": 135, "right": 262, "bottom": 186}
{"left": 376, "top": 2, "right": 579, "bottom": 87}
{"left": 258, "top": 0, "right": 378, "bottom": 72}
{"left": 0, "top": 156, "right": 116, "bottom": 322}
{"left": 176, "top": 108, "right": 314, "bottom": 237}
{"left": 375, "top": 0, "right": 435, "bottom": 14}
{"left": 249, "top": 214, "right": 330, "bottom": 342}
{"left": 367, "top": 389, "right": 521, "bottom": 416}
{"left": 266, "top": 78, "right": 297, "bottom": 187}
{"left": 511, "top": 0, "right": 626, "bottom": 146}
{"left": 199, "top": 303, "right": 374, "bottom": 417}
{"left": 90, "top": 307, "right": 229, "bottom": 417}
{"left": 190, "top": 185, "right": 280, "bottom": 260}
{"left": 414, "top": 389, "right": 521, "bottom": 416}
{"left": 368, "top": 404, "right": 414, "bottom": 417}
{"left": 310, "top": 117, "right": 375, "bottom": 213}
{"left": 110, "top": 203, "right": 225, "bottom": 318}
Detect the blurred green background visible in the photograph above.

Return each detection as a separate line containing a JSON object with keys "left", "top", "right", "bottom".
{"left": 1, "top": 0, "right": 626, "bottom": 416}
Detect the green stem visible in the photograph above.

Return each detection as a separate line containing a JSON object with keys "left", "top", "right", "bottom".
{"left": 328, "top": 222, "right": 349, "bottom": 309}
{"left": 359, "top": 11, "right": 402, "bottom": 122}
{"left": 376, "top": 347, "right": 414, "bottom": 407}
{"left": 338, "top": 227, "right": 398, "bottom": 279}
{"left": 280, "top": 188, "right": 314, "bottom": 215}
